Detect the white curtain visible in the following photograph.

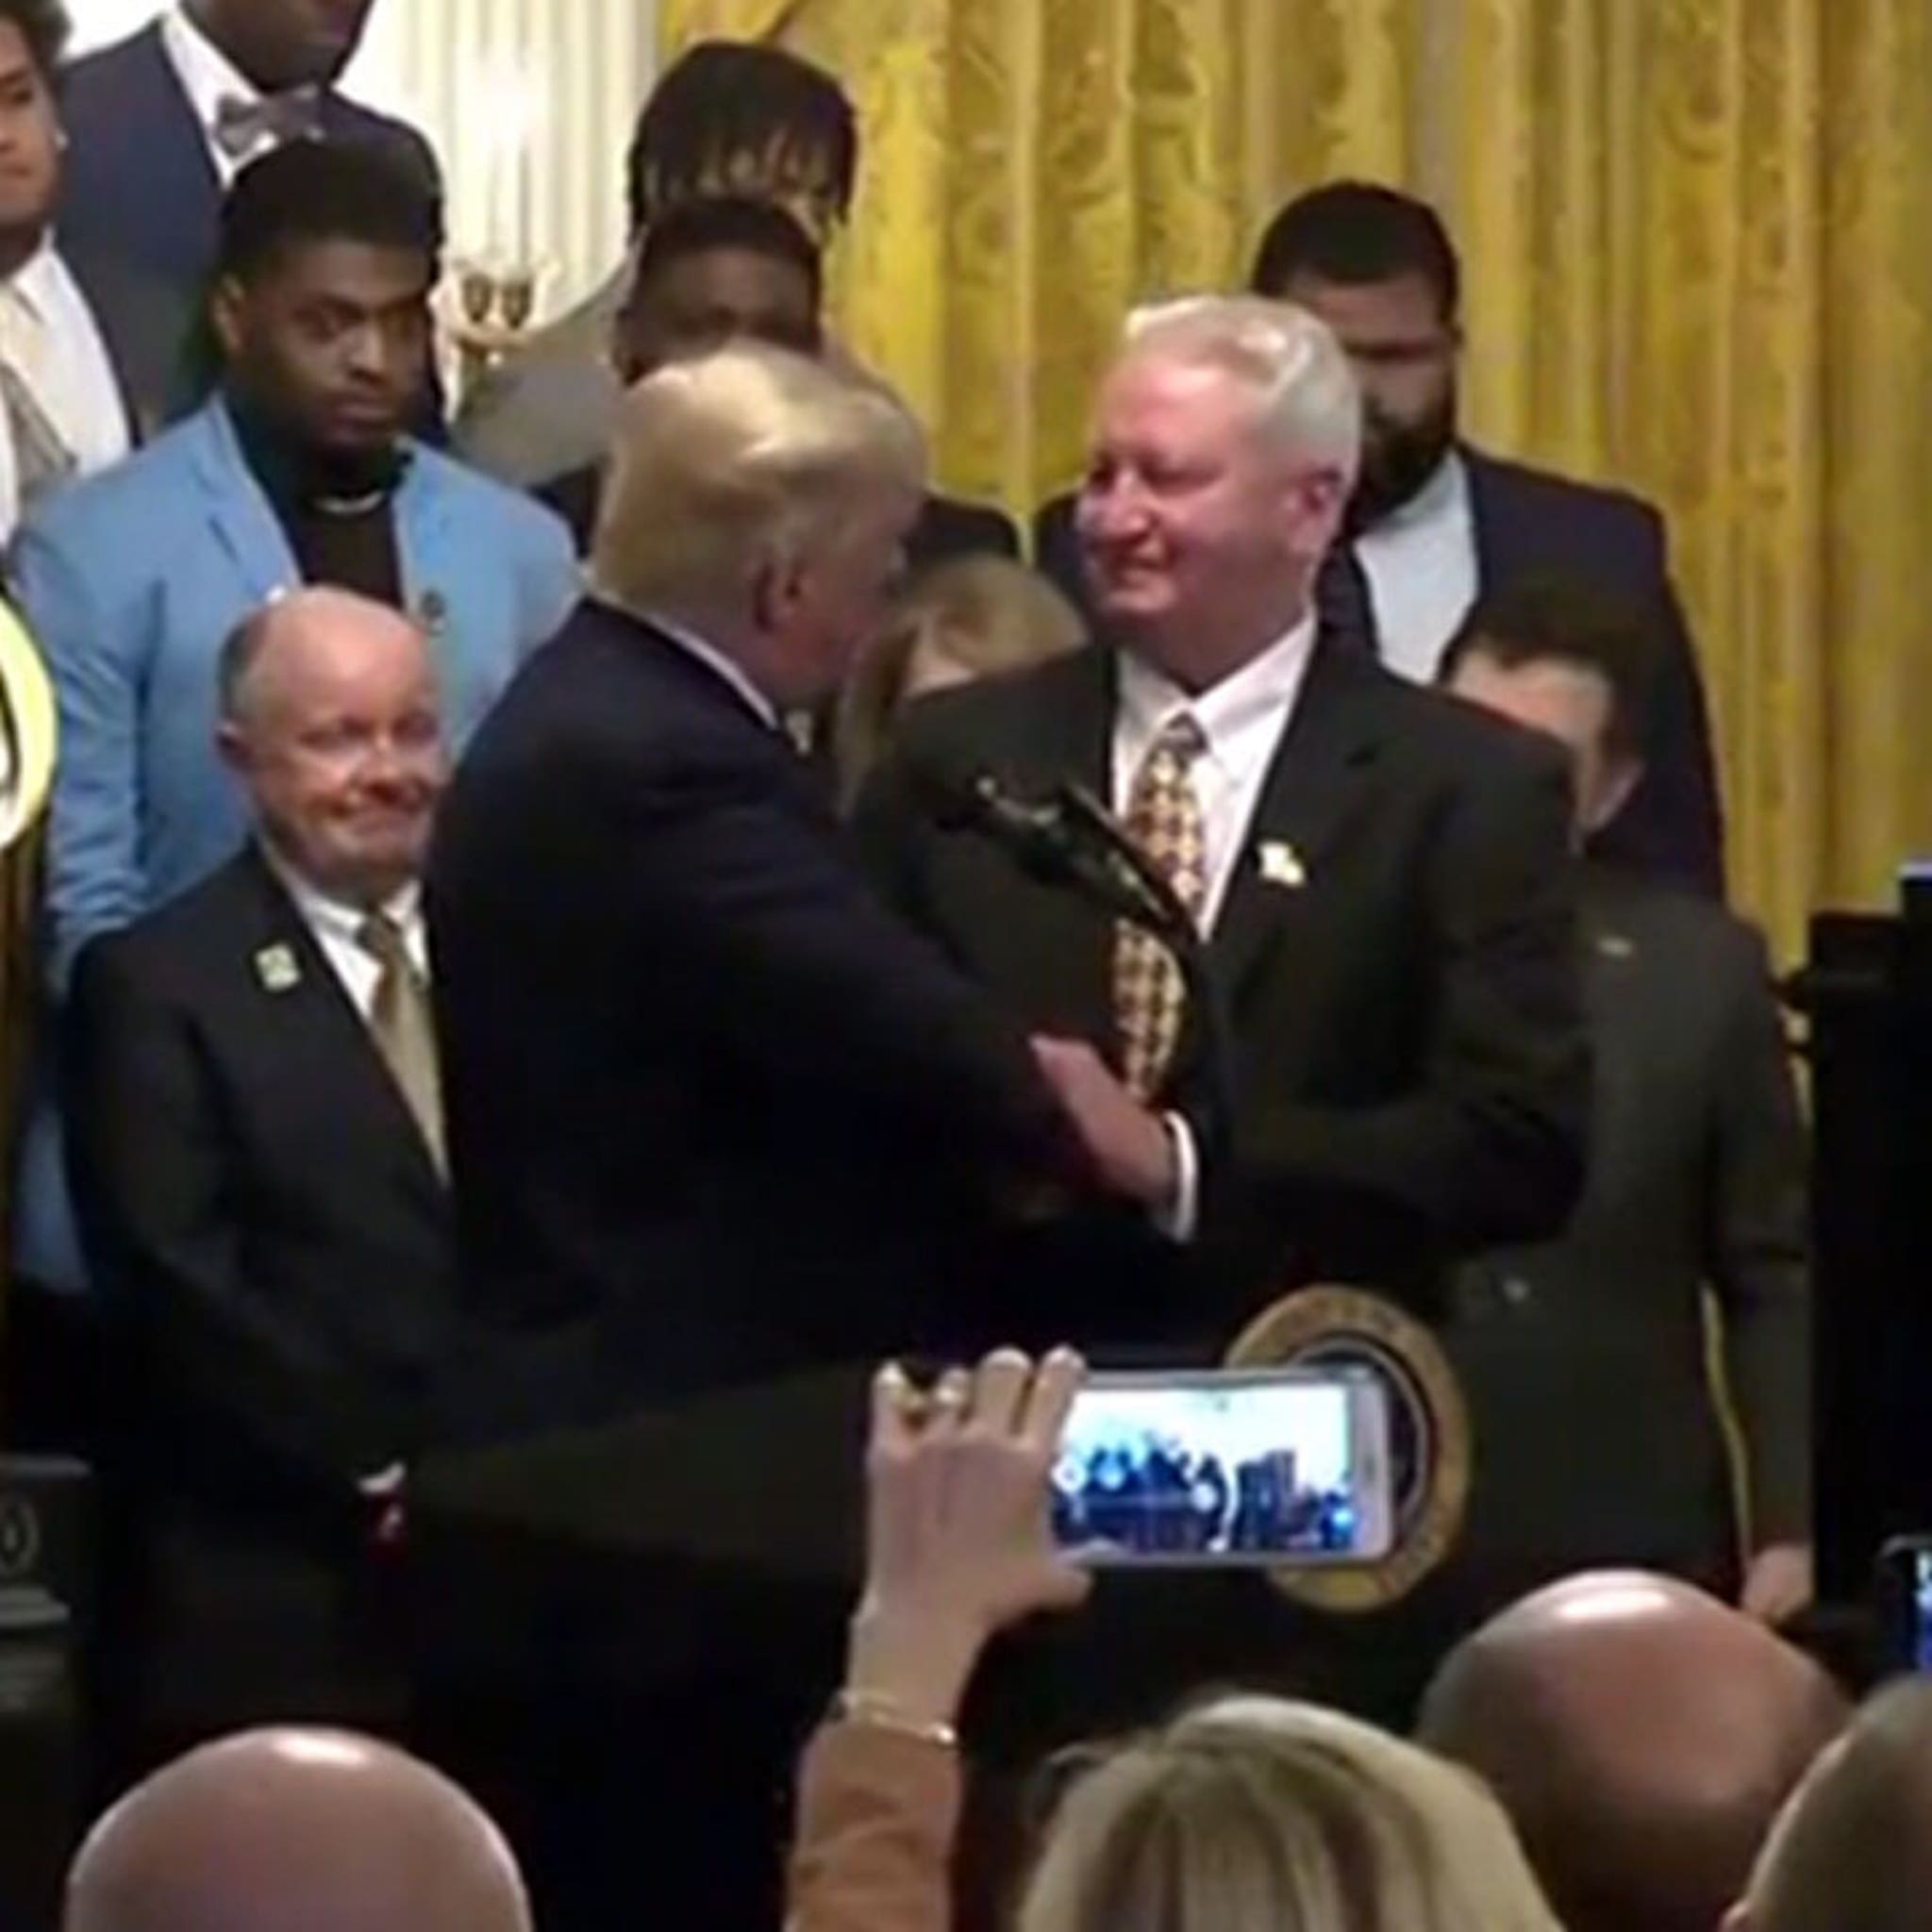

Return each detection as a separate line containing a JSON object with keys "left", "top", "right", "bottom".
{"left": 64, "top": 0, "right": 655, "bottom": 313}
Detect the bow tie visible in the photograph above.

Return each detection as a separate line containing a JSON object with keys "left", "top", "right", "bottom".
{"left": 212, "top": 89, "right": 324, "bottom": 158}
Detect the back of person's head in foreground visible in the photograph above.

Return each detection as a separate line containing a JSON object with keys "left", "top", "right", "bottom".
{"left": 1418, "top": 1571, "right": 1846, "bottom": 1932}
{"left": 1729, "top": 1675, "right": 1932, "bottom": 1932}
{"left": 591, "top": 341, "right": 925, "bottom": 710}
{"left": 1016, "top": 1693, "right": 1559, "bottom": 1932}
{"left": 63, "top": 1727, "right": 529, "bottom": 1932}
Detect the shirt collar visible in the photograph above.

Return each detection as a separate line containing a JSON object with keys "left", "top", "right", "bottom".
{"left": 1116, "top": 610, "right": 1319, "bottom": 781}
{"left": 4, "top": 236, "right": 63, "bottom": 324}
{"left": 630, "top": 604, "right": 781, "bottom": 731}
{"left": 1362, "top": 448, "right": 1470, "bottom": 540}
{"left": 260, "top": 839, "right": 421, "bottom": 948}
{"left": 163, "top": 6, "right": 262, "bottom": 133}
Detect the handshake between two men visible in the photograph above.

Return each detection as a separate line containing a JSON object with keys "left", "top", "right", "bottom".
{"left": 1025, "top": 1036, "right": 1185, "bottom": 1219}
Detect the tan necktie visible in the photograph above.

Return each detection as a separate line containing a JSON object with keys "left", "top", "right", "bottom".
{"left": 1113, "top": 711, "right": 1209, "bottom": 1100}
{"left": 0, "top": 287, "right": 74, "bottom": 516}
{"left": 356, "top": 910, "right": 446, "bottom": 1177}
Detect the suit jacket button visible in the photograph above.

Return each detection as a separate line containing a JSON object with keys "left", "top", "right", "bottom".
{"left": 1501, "top": 1274, "right": 1533, "bottom": 1308}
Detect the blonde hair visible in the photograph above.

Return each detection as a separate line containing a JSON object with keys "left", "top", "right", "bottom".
{"left": 1018, "top": 1695, "right": 1561, "bottom": 1932}
{"left": 833, "top": 555, "right": 1087, "bottom": 807}
{"left": 1124, "top": 293, "right": 1362, "bottom": 484}
{"left": 590, "top": 341, "right": 926, "bottom": 618}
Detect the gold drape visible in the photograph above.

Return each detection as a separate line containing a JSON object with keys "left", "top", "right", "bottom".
{"left": 662, "top": 0, "right": 1932, "bottom": 946}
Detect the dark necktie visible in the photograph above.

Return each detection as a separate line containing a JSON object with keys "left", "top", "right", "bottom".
{"left": 1315, "top": 540, "right": 1380, "bottom": 658}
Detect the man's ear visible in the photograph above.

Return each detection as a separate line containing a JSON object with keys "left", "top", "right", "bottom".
{"left": 750, "top": 550, "right": 804, "bottom": 638}
{"left": 214, "top": 719, "right": 250, "bottom": 778}
{"left": 208, "top": 275, "right": 249, "bottom": 367}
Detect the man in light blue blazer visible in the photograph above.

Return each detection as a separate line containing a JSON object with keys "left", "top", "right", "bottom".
{"left": 11, "top": 140, "right": 575, "bottom": 1293}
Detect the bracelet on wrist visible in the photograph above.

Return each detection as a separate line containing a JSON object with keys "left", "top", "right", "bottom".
{"left": 828, "top": 1688, "right": 959, "bottom": 1752}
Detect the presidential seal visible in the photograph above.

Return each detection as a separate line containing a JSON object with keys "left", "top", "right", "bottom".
{"left": 1226, "top": 1285, "right": 1472, "bottom": 1611}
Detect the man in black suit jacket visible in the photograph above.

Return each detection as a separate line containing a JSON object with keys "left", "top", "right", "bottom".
{"left": 863, "top": 295, "right": 1589, "bottom": 1337}
{"left": 65, "top": 588, "right": 455, "bottom": 1757}
{"left": 425, "top": 341, "right": 1168, "bottom": 1930}
{"left": 534, "top": 195, "right": 1019, "bottom": 580}
{"left": 1439, "top": 578, "right": 1810, "bottom": 1624}
{"left": 57, "top": 1, "right": 437, "bottom": 436}
{"left": 854, "top": 295, "right": 1587, "bottom": 1761}
{"left": 1034, "top": 182, "right": 1724, "bottom": 898}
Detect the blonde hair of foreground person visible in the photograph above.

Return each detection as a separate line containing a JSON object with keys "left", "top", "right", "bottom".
{"left": 835, "top": 554, "right": 1088, "bottom": 807}
{"left": 589, "top": 340, "right": 926, "bottom": 622}
{"left": 1017, "top": 1694, "right": 1561, "bottom": 1932}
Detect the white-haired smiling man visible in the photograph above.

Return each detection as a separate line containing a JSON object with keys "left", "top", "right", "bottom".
{"left": 854, "top": 291, "right": 1590, "bottom": 1721}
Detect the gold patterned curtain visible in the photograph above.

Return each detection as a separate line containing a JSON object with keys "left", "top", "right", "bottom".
{"left": 661, "top": 0, "right": 1932, "bottom": 950}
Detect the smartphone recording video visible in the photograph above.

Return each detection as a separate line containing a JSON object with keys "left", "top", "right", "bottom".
{"left": 1051, "top": 1367, "right": 1393, "bottom": 1568}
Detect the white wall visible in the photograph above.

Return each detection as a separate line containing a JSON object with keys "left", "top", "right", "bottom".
{"left": 62, "top": 0, "right": 654, "bottom": 312}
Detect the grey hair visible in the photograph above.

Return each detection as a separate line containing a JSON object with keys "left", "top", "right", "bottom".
{"left": 1123, "top": 293, "right": 1362, "bottom": 484}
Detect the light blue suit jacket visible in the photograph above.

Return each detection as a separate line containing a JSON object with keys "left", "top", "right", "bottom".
{"left": 9, "top": 396, "right": 577, "bottom": 1291}
{"left": 12, "top": 396, "right": 579, "bottom": 982}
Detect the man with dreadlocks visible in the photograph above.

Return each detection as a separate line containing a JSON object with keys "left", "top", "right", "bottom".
{"left": 453, "top": 38, "right": 858, "bottom": 487}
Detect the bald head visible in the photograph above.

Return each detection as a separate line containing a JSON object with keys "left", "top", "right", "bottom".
{"left": 1418, "top": 1572, "right": 1846, "bottom": 1932}
{"left": 218, "top": 589, "right": 428, "bottom": 727}
{"left": 215, "top": 590, "right": 446, "bottom": 907}
{"left": 1736, "top": 1677, "right": 1932, "bottom": 1932}
{"left": 64, "top": 1728, "right": 528, "bottom": 1932}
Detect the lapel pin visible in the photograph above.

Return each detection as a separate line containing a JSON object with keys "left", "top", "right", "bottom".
{"left": 254, "top": 943, "right": 301, "bottom": 993}
{"left": 1257, "top": 841, "right": 1307, "bottom": 889}
{"left": 1596, "top": 932, "right": 1636, "bottom": 960}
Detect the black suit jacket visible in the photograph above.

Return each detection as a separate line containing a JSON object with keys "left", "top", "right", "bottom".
{"left": 1446, "top": 865, "right": 1810, "bottom": 1583}
{"left": 1034, "top": 449, "right": 1724, "bottom": 897}
{"left": 63, "top": 845, "right": 454, "bottom": 1722}
{"left": 855, "top": 638, "right": 1590, "bottom": 1340}
{"left": 57, "top": 23, "right": 441, "bottom": 436}
{"left": 425, "top": 600, "right": 1078, "bottom": 1435}
{"left": 536, "top": 461, "right": 1019, "bottom": 575}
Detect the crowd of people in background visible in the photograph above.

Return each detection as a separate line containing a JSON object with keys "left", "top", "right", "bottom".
{"left": 0, "top": 2, "right": 1868, "bottom": 1929}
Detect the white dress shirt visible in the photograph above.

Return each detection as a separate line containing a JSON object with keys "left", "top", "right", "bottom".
{"left": 161, "top": 5, "right": 276, "bottom": 182}
{"left": 0, "top": 241, "right": 129, "bottom": 539}
{"left": 1353, "top": 450, "right": 1480, "bottom": 685}
{"left": 1111, "top": 614, "right": 1321, "bottom": 934}
{"left": 265, "top": 847, "right": 428, "bottom": 1020}
{"left": 1110, "top": 616, "right": 1320, "bottom": 1239}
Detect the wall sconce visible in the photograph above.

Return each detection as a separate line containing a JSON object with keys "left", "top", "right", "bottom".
{"left": 446, "top": 258, "right": 544, "bottom": 403}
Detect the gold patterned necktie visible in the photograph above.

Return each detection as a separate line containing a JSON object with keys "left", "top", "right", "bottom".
{"left": 1113, "top": 711, "right": 1210, "bottom": 1100}
{"left": 356, "top": 909, "right": 446, "bottom": 1177}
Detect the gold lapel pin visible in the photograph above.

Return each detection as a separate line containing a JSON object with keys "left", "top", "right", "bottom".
{"left": 1257, "top": 841, "right": 1307, "bottom": 889}
{"left": 254, "top": 943, "right": 301, "bottom": 993}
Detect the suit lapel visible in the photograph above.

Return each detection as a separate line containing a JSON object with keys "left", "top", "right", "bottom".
{"left": 1463, "top": 446, "right": 1534, "bottom": 592}
{"left": 125, "top": 25, "right": 225, "bottom": 278}
{"left": 394, "top": 447, "right": 457, "bottom": 639}
{"left": 231, "top": 848, "right": 445, "bottom": 1208}
{"left": 192, "top": 400, "right": 302, "bottom": 602}
{"left": 1019, "top": 647, "right": 1117, "bottom": 1030}
{"left": 1209, "top": 637, "right": 1390, "bottom": 1008}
